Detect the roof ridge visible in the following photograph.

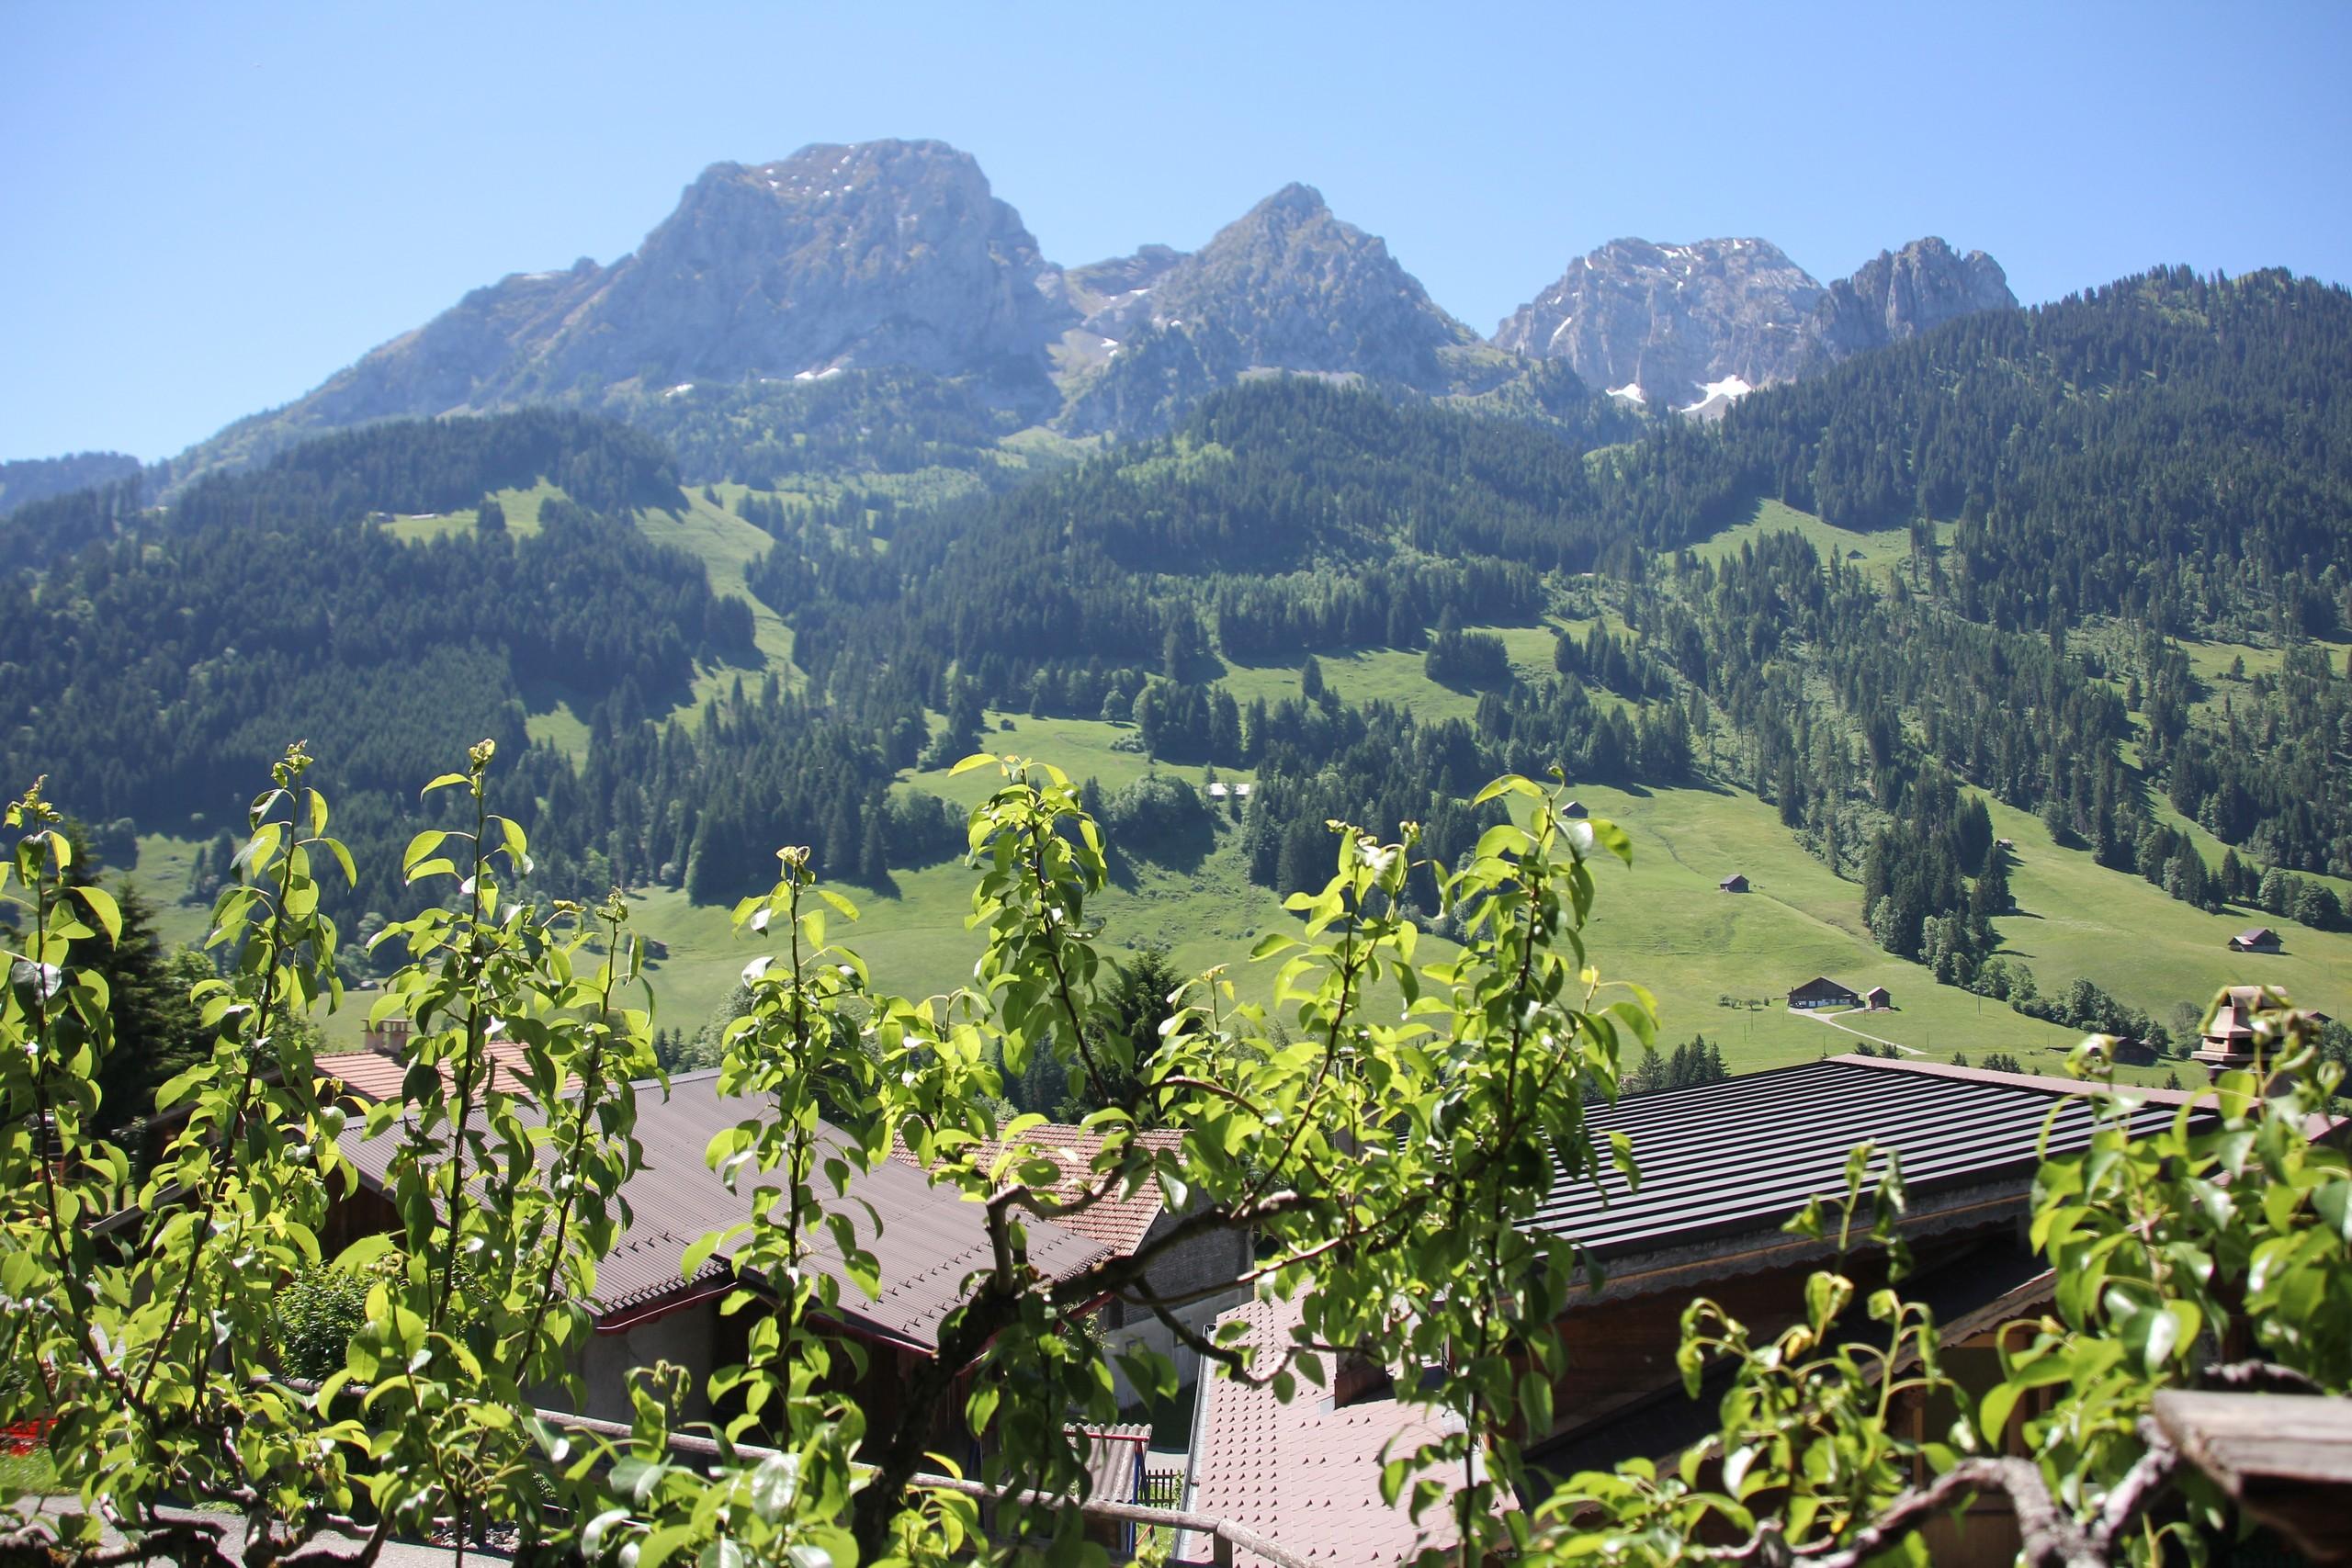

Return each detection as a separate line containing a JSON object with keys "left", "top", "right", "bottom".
{"left": 1826, "top": 1051, "right": 2203, "bottom": 1106}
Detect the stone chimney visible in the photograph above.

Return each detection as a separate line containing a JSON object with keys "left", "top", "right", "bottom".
{"left": 361, "top": 1016, "right": 412, "bottom": 1059}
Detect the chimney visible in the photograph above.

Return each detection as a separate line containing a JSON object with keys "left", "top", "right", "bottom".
{"left": 2192, "top": 986, "right": 2286, "bottom": 1084}
{"left": 363, "top": 1016, "right": 412, "bottom": 1059}
{"left": 1329, "top": 1353, "right": 1394, "bottom": 1409}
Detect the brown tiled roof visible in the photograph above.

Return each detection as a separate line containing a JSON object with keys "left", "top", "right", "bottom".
{"left": 890, "top": 1122, "right": 1182, "bottom": 1257}
{"left": 313, "top": 1043, "right": 537, "bottom": 1103}
{"left": 1189, "top": 1295, "right": 1470, "bottom": 1566}
{"left": 335, "top": 1070, "right": 1111, "bottom": 1348}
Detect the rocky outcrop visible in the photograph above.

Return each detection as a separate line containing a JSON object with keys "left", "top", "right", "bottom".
{"left": 1058, "top": 184, "right": 1479, "bottom": 434}
{"left": 1807, "top": 237, "right": 2016, "bottom": 361}
{"left": 1057, "top": 243, "right": 1189, "bottom": 321}
{"left": 1494, "top": 234, "right": 2014, "bottom": 412}
{"left": 1492, "top": 238, "right": 1826, "bottom": 412}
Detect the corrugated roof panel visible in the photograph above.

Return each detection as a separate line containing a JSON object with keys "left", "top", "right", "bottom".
{"left": 1533, "top": 1056, "right": 2204, "bottom": 1257}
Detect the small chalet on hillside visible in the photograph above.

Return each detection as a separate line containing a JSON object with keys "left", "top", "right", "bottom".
{"left": 2229, "top": 927, "right": 2283, "bottom": 953}
{"left": 1787, "top": 976, "right": 1862, "bottom": 1010}
{"left": 1562, "top": 799, "right": 1589, "bottom": 819}
{"left": 1864, "top": 985, "right": 1893, "bottom": 1011}
{"left": 1718, "top": 874, "right": 1748, "bottom": 893}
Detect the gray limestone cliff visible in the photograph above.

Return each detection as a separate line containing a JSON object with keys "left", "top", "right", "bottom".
{"left": 1807, "top": 237, "right": 2017, "bottom": 361}
{"left": 1494, "top": 234, "right": 2014, "bottom": 413}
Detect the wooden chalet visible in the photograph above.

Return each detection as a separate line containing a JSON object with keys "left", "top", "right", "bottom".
{"left": 1717, "top": 874, "right": 1748, "bottom": 893}
{"left": 1864, "top": 985, "right": 1893, "bottom": 1011}
{"left": 2229, "top": 926, "right": 2283, "bottom": 953}
{"left": 1787, "top": 976, "right": 1861, "bottom": 1010}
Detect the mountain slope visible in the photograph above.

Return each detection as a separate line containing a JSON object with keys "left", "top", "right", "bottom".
{"left": 1492, "top": 237, "right": 1825, "bottom": 409}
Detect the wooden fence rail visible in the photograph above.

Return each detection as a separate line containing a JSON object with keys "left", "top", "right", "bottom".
{"left": 537, "top": 1409, "right": 1303, "bottom": 1568}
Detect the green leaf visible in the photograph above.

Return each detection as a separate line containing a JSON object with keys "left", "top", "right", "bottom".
{"left": 72, "top": 886, "right": 121, "bottom": 945}
{"left": 1585, "top": 818, "right": 1635, "bottom": 866}
{"left": 2315, "top": 1179, "right": 2352, "bottom": 1243}
{"left": 420, "top": 772, "right": 469, "bottom": 795}
{"left": 1472, "top": 775, "right": 1542, "bottom": 806}
{"left": 948, "top": 753, "right": 1000, "bottom": 776}
{"left": 1609, "top": 1131, "right": 1640, "bottom": 1191}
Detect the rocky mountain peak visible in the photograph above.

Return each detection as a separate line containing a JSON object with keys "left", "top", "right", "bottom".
{"left": 1249, "top": 181, "right": 1334, "bottom": 222}
{"left": 1810, "top": 236, "right": 2017, "bottom": 359}
{"left": 1149, "top": 183, "right": 1469, "bottom": 345}
{"left": 1494, "top": 233, "right": 2015, "bottom": 413}
{"left": 534, "top": 139, "right": 1070, "bottom": 396}
{"left": 1492, "top": 237, "right": 1826, "bottom": 411}
{"left": 1057, "top": 186, "right": 1479, "bottom": 434}
{"left": 198, "top": 139, "right": 1074, "bottom": 470}
{"left": 156, "top": 139, "right": 2026, "bottom": 481}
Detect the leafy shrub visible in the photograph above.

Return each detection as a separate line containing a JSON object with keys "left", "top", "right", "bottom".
{"left": 269, "top": 1265, "right": 374, "bottom": 1382}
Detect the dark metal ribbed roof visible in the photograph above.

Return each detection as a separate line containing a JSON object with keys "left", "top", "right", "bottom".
{"left": 1532, "top": 1055, "right": 2204, "bottom": 1259}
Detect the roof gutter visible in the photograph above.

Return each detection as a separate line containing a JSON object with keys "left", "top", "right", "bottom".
{"left": 594, "top": 1276, "right": 738, "bottom": 1335}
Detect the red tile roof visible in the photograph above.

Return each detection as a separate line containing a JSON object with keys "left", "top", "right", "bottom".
{"left": 313, "top": 1043, "right": 537, "bottom": 1103}
{"left": 1188, "top": 1294, "right": 1472, "bottom": 1566}
{"left": 890, "top": 1122, "right": 1183, "bottom": 1258}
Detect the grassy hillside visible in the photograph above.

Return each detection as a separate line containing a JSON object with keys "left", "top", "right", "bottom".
{"left": 1219, "top": 622, "right": 1566, "bottom": 725}
{"left": 1689, "top": 498, "right": 1917, "bottom": 577}
{"left": 123, "top": 714, "right": 2197, "bottom": 1085}
{"left": 1983, "top": 795, "right": 2352, "bottom": 1028}
{"left": 379, "top": 479, "right": 798, "bottom": 760}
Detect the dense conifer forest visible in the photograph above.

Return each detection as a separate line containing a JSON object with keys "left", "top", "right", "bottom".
{"left": 4, "top": 265, "right": 2348, "bottom": 1089}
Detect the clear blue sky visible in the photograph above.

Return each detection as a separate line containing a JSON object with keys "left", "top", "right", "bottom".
{"left": 5, "top": 0, "right": 2349, "bottom": 462}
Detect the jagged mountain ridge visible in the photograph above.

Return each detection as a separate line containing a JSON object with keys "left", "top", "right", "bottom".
{"left": 1494, "top": 235, "right": 2017, "bottom": 413}
{"left": 164, "top": 141, "right": 1078, "bottom": 481}
{"left": 138, "top": 139, "right": 2015, "bottom": 483}
{"left": 1056, "top": 183, "right": 1487, "bottom": 435}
